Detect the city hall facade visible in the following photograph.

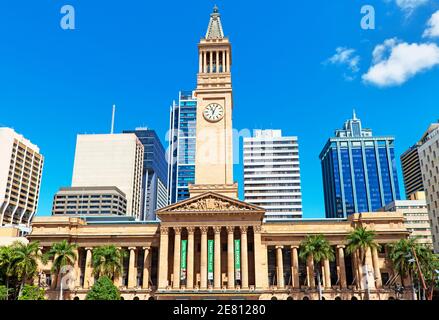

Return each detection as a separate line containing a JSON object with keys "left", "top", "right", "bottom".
{"left": 28, "top": 7, "right": 412, "bottom": 300}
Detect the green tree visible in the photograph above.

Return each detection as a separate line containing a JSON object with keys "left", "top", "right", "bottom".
{"left": 0, "top": 245, "right": 16, "bottom": 300}
{"left": 92, "top": 245, "right": 126, "bottom": 280}
{"left": 299, "top": 235, "right": 335, "bottom": 300}
{"left": 0, "top": 285, "right": 9, "bottom": 300}
{"left": 388, "top": 238, "right": 432, "bottom": 299}
{"left": 346, "top": 226, "right": 379, "bottom": 299}
{"left": 17, "top": 284, "right": 46, "bottom": 300}
{"left": 85, "top": 276, "right": 121, "bottom": 300}
{"left": 421, "top": 251, "right": 439, "bottom": 300}
{"left": 10, "top": 241, "right": 41, "bottom": 298}
{"left": 43, "top": 240, "right": 77, "bottom": 300}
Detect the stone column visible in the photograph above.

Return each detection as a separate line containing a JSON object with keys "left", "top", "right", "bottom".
{"left": 372, "top": 247, "right": 382, "bottom": 289}
{"left": 200, "top": 226, "right": 208, "bottom": 290}
{"left": 73, "top": 248, "right": 80, "bottom": 288}
{"left": 128, "top": 247, "right": 137, "bottom": 289}
{"left": 215, "top": 51, "right": 219, "bottom": 73}
{"left": 306, "top": 255, "right": 315, "bottom": 288}
{"left": 186, "top": 227, "right": 195, "bottom": 289}
{"left": 35, "top": 247, "right": 44, "bottom": 286}
{"left": 227, "top": 226, "right": 235, "bottom": 289}
{"left": 291, "top": 246, "right": 300, "bottom": 289}
{"left": 214, "top": 226, "right": 222, "bottom": 289}
{"left": 240, "top": 226, "right": 249, "bottom": 289}
{"left": 337, "top": 246, "right": 347, "bottom": 289}
{"left": 158, "top": 227, "right": 169, "bottom": 289}
{"left": 199, "top": 51, "right": 202, "bottom": 73}
{"left": 253, "top": 225, "right": 267, "bottom": 289}
{"left": 323, "top": 258, "right": 331, "bottom": 288}
{"left": 276, "top": 246, "right": 285, "bottom": 289}
{"left": 226, "top": 51, "right": 230, "bottom": 72}
{"left": 221, "top": 51, "right": 225, "bottom": 72}
{"left": 142, "top": 247, "right": 150, "bottom": 290}
{"left": 173, "top": 227, "right": 182, "bottom": 289}
{"left": 203, "top": 51, "right": 207, "bottom": 73}
{"left": 114, "top": 247, "right": 122, "bottom": 288}
{"left": 83, "top": 247, "right": 93, "bottom": 289}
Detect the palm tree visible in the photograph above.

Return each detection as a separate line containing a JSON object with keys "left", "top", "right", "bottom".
{"left": 346, "top": 226, "right": 379, "bottom": 299}
{"left": 43, "top": 240, "right": 77, "bottom": 300}
{"left": 388, "top": 238, "right": 420, "bottom": 299}
{"left": 0, "top": 245, "right": 15, "bottom": 300}
{"left": 92, "top": 245, "right": 126, "bottom": 281}
{"left": 299, "top": 235, "right": 335, "bottom": 300}
{"left": 10, "top": 241, "right": 41, "bottom": 298}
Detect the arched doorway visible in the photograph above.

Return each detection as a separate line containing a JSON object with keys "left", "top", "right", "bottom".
{"left": 133, "top": 297, "right": 140, "bottom": 300}
{"left": 351, "top": 296, "right": 358, "bottom": 301}
{"left": 287, "top": 296, "right": 293, "bottom": 300}
{"left": 148, "top": 296, "right": 155, "bottom": 301}
{"left": 73, "top": 296, "right": 80, "bottom": 301}
{"left": 271, "top": 296, "right": 277, "bottom": 300}
{"left": 335, "top": 296, "right": 341, "bottom": 301}
{"left": 303, "top": 296, "right": 310, "bottom": 300}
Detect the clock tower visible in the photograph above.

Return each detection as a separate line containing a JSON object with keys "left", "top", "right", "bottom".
{"left": 190, "top": 6, "right": 237, "bottom": 198}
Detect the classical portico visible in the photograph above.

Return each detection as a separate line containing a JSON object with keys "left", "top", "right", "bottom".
{"left": 155, "top": 192, "right": 265, "bottom": 296}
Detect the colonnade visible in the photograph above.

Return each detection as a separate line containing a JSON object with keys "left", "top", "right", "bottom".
{"left": 158, "top": 225, "right": 262, "bottom": 290}
{"left": 199, "top": 49, "right": 230, "bottom": 73}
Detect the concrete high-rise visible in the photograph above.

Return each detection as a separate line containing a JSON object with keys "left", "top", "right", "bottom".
{"left": 418, "top": 121, "right": 439, "bottom": 252}
{"left": 382, "top": 192, "right": 433, "bottom": 247}
{"left": 401, "top": 144, "right": 424, "bottom": 199}
{"left": 52, "top": 186, "right": 127, "bottom": 216}
{"left": 71, "top": 133, "right": 144, "bottom": 219}
{"left": 0, "top": 128, "right": 44, "bottom": 227}
{"left": 123, "top": 128, "right": 168, "bottom": 221}
{"left": 320, "top": 112, "right": 400, "bottom": 218}
{"left": 244, "top": 130, "right": 302, "bottom": 220}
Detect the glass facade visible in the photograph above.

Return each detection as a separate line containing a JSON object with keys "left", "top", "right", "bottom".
{"left": 320, "top": 114, "right": 400, "bottom": 218}
{"left": 167, "top": 91, "right": 197, "bottom": 204}
{"left": 123, "top": 129, "right": 168, "bottom": 221}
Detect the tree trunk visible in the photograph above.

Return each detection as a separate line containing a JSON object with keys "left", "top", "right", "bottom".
{"left": 18, "top": 277, "right": 26, "bottom": 298}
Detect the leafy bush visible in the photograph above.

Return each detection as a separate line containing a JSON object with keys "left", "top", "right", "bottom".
{"left": 85, "top": 276, "right": 120, "bottom": 300}
{"left": 18, "top": 285, "right": 46, "bottom": 300}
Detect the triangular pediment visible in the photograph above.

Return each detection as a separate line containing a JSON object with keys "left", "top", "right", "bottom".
{"left": 156, "top": 192, "right": 265, "bottom": 216}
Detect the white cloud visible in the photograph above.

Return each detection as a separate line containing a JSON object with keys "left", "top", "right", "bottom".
{"left": 395, "top": 0, "right": 429, "bottom": 12}
{"left": 362, "top": 38, "right": 439, "bottom": 87}
{"left": 423, "top": 10, "right": 439, "bottom": 38}
{"left": 326, "top": 47, "right": 360, "bottom": 80}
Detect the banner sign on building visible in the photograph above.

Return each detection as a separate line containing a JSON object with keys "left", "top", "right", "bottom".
{"left": 208, "top": 240, "right": 214, "bottom": 281}
{"left": 180, "top": 240, "right": 187, "bottom": 281}
{"left": 234, "top": 239, "right": 241, "bottom": 280}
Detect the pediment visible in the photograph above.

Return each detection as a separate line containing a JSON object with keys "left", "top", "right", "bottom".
{"left": 156, "top": 192, "right": 265, "bottom": 215}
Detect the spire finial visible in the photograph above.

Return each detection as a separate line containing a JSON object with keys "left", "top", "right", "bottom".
{"left": 353, "top": 109, "right": 357, "bottom": 120}
{"left": 213, "top": 4, "right": 219, "bottom": 13}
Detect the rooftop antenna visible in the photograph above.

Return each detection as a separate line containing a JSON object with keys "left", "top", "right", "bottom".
{"left": 111, "top": 104, "right": 116, "bottom": 134}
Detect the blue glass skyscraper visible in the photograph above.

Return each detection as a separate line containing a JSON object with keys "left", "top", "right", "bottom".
{"left": 319, "top": 112, "right": 400, "bottom": 218}
{"left": 123, "top": 128, "right": 168, "bottom": 221}
{"left": 167, "top": 91, "right": 197, "bottom": 204}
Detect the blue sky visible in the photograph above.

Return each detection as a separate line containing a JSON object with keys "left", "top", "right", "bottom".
{"left": 1, "top": 1, "right": 439, "bottom": 219}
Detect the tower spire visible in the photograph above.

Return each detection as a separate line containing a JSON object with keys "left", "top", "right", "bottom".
{"left": 205, "top": 5, "right": 224, "bottom": 39}
{"left": 352, "top": 109, "right": 357, "bottom": 120}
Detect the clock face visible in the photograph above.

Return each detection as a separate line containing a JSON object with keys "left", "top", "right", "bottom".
{"left": 203, "top": 103, "right": 224, "bottom": 122}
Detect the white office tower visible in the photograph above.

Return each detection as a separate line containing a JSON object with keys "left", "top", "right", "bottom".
{"left": 418, "top": 121, "right": 439, "bottom": 252}
{"left": 244, "top": 130, "right": 303, "bottom": 221}
{"left": 0, "top": 128, "right": 44, "bottom": 227}
{"left": 71, "top": 134, "right": 144, "bottom": 219}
